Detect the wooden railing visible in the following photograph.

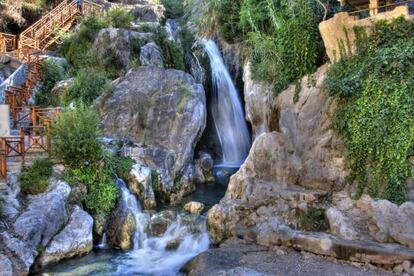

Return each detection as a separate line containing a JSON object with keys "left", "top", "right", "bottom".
{"left": 0, "top": 33, "right": 17, "bottom": 53}
{"left": 19, "top": 0, "right": 101, "bottom": 50}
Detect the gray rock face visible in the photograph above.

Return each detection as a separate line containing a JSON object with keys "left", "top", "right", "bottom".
{"left": 0, "top": 254, "right": 13, "bottom": 276}
{"left": 96, "top": 66, "right": 206, "bottom": 201}
{"left": 13, "top": 180, "right": 70, "bottom": 249}
{"left": 130, "top": 2, "right": 165, "bottom": 22}
{"left": 0, "top": 231, "right": 35, "bottom": 275}
{"left": 37, "top": 206, "right": 94, "bottom": 267}
{"left": 140, "top": 42, "right": 163, "bottom": 67}
{"left": 92, "top": 28, "right": 153, "bottom": 72}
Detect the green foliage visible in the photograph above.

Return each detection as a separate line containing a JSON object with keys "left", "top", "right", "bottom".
{"left": 106, "top": 7, "right": 134, "bottom": 29}
{"left": 36, "top": 59, "right": 65, "bottom": 106}
{"left": 326, "top": 17, "right": 414, "bottom": 204}
{"left": 58, "top": 14, "right": 109, "bottom": 70}
{"left": 153, "top": 27, "right": 185, "bottom": 70}
{"left": 297, "top": 207, "right": 328, "bottom": 232}
{"left": 63, "top": 164, "right": 118, "bottom": 215}
{"left": 67, "top": 68, "right": 112, "bottom": 105}
{"left": 161, "top": 0, "right": 185, "bottom": 19}
{"left": 51, "top": 106, "right": 103, "bottom": 168}
{"left": 210, "top": 0, "right": 323, "bottom": 94}
{"left": 211, "top": 0, "right": 244, "bottom": 43}
{"left": 19, "top": 159, "right": 53, "bottom": 195}
{"left": 105, "top": 153, "right": 135, "bottom": 181}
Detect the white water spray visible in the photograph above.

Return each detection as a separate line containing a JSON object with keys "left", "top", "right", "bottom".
{"left": 203, "top": 40, "right": 251, "bottom": 166}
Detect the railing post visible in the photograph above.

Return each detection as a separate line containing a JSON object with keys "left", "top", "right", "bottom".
{"left": 1, "top": 138, "right": 7, "bottom": 180}
{"left": 31, "top": 107, "right": 37, "bottom": 127}
{"left": 20, "top": 127, "right": 25, "bottom": 162}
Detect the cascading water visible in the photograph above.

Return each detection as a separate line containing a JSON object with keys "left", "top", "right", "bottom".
{"left": 203, "top": 40, "right": 251, "bottom": 166}
{"left": 41, "top": 179, "right": 209, "bottom": 275}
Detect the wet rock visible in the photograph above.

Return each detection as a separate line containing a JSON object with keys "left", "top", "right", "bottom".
{"left": 140, "top": 42, "right": 163, "bottom": 67}
{"left": 107, "top": 200, "right": 137, "bottom": 250}
{"left": 96, "top": 66, "right": 206, "bottom": 201}
{"left": 92, "top": 28, "right": 153, "bottom": 72}
{"left": 184, "top": 201, "right": 204, "bottom": 215}
{"left": 148, "top": 211, "right": 177, "bottom": 236}
{"left": 37, "top": 206, "right": 93, "bottom": 267}
{"left": 243, "top": 61, "right": 271, "bottom": 138}
{"left": 193, "top": 152, "right": 214, "bottom": 184}
{"left": 0, "top": 254, "right": 13, "bottom": 276}
{"left": 169, "top": 163, "right": 197, "bottom": 204}
{"left": 128, "top": 163, "right": 156, "bottom": 209}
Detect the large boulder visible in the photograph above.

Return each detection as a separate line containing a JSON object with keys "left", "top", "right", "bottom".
{"left": 96, "top": 66, "right": 206, "bottom": 202}
{"left": 193, "top": 152, "right": 214, "bottom": 184}
{"left": 207, "top": 65, "right": 347, "bottom": 244}
{"left": 92, "top": 28, "right": 153, "bottom": 73}
{"left": 37, "top": 206, "right": 93, "bottom": 267}
{"left": 140, "top": 42, "right": 163, "bottom": 67}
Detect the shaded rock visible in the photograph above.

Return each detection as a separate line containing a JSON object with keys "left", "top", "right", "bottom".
{"left": 148, "top": 210, "right": 177, "bottom": 236}
{"left": 193, "top": 152, "right": 214, "bottom": 184}
{"left": 184, "top": 201, "right": 204, "bottom": 215}
{"left": 169, "top": 163, "right": 197, "bottom": 204}
{"left": 92, "top": 28, "right": 153, "bottom": 72}
{"left": 37, "top": 206, "right": 93, "bottom": 267}
{"left": 128, "top": 163, "right": 156, "bottom": 209}
{"left": 140, "top": 42, "right": 163, "bottom": 67}
{"left": 93, "top": 213, "right": 108, "bottom": 236}
{"left": 130, "top": 2, "right": 165, "bottom": 22}
{"left": 96, "top": 66, "right": 206, "bottom": 200}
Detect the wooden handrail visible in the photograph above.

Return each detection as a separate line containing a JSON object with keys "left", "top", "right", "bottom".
{"left": 0, "top": 33, "right": 17, "bottom": 53}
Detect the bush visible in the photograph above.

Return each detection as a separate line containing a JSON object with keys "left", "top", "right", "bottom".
{"left": 153, "top": 27, "right": 185, "bottom": 70}
{"left": 64, "top": 165, "right": 118, "bottom": 215}
{"left": 58, "top": 14, "right": 109, "bottom": 70}
{"left": 105, "top": 153, "right": 135, "bottom": 181}
{"left": 36, "top": 59, "right": 65, "bottom": 106}
{"left": 67, "top": 68, "right": 112, "bottom": 105}
{"left": 51, "top": 106, "right": 103, "bottom": 168}
{"left": 107, "top": 7, "right": 134, "bottom": 29}
{"left": 326, "top": 17, "right": 414, "bottom": 204}
{"left": 161, "top": 0, "right": 185, "bottom": 19}
{"left": 19, "top": 159, "right": 53, "bottom": 195}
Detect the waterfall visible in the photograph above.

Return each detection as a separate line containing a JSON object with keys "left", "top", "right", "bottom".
{"left": 114, "top": 178, "right": 209, "bottom": 275}
{"left": 203, "top": 40, "right": 251, "bottom": 166}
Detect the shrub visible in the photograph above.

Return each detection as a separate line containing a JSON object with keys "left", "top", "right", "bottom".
{"left": 67, "top": 68, "right": 112, "bottom": 105}
{"left": 64, "top": 165, "right": 119, "bottom": 215}
{"left": 107, "top": 7, "right": 134, "bottom": 29}
{"left": 326, "top": 17, "right": 414, "bottom": 204}
{"left": 105, "top": 153, "right": 135, "bottom": 181}
{"left": 57, "top": 14, "right": 109, "bottom": 70}
{"left": 153, "top": 27, "right": 185, "bottom": 70}
{"left": 19, "top": 159, "right": 53, "bottom": 195}
{"left": 36, "top": 59, "right": 65, "bottom": 106}
{"left": 51, "top": 106, "right": 103, "bottom": 168}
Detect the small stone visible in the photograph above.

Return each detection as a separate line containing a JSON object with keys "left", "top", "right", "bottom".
{"left": 184, "top": 201, "right": 204, "bottom": 215}
{"left": 393, "top": 264, "right": 404, "bottom": 273}
{"left": 403, "top": 261, "right": 412, "bottom": 273}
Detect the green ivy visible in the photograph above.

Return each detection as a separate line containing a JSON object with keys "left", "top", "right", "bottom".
{"left": 326, "top": 17, "right": 414, "bottom": 204}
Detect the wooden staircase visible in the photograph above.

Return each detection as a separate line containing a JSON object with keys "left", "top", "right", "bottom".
{"left": 0, "top": 0, "right": 101, "bottom": 53}
{"left": 0, "top": 1, "right": 102, "bottom": 181}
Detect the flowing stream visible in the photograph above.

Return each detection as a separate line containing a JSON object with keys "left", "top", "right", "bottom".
{"left": 41, "top": 179, "right": 210, "bottom": 275}
{"left": 203, "top": 40, "right": 251, "bottom": 166}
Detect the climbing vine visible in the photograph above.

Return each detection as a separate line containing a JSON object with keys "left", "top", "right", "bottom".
{"left": 326, "top": 17, "right": 414, "bottom": 204}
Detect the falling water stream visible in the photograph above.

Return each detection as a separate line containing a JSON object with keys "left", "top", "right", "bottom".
{"left": 203, "top": 40, "right": 251, "bottom": 166}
